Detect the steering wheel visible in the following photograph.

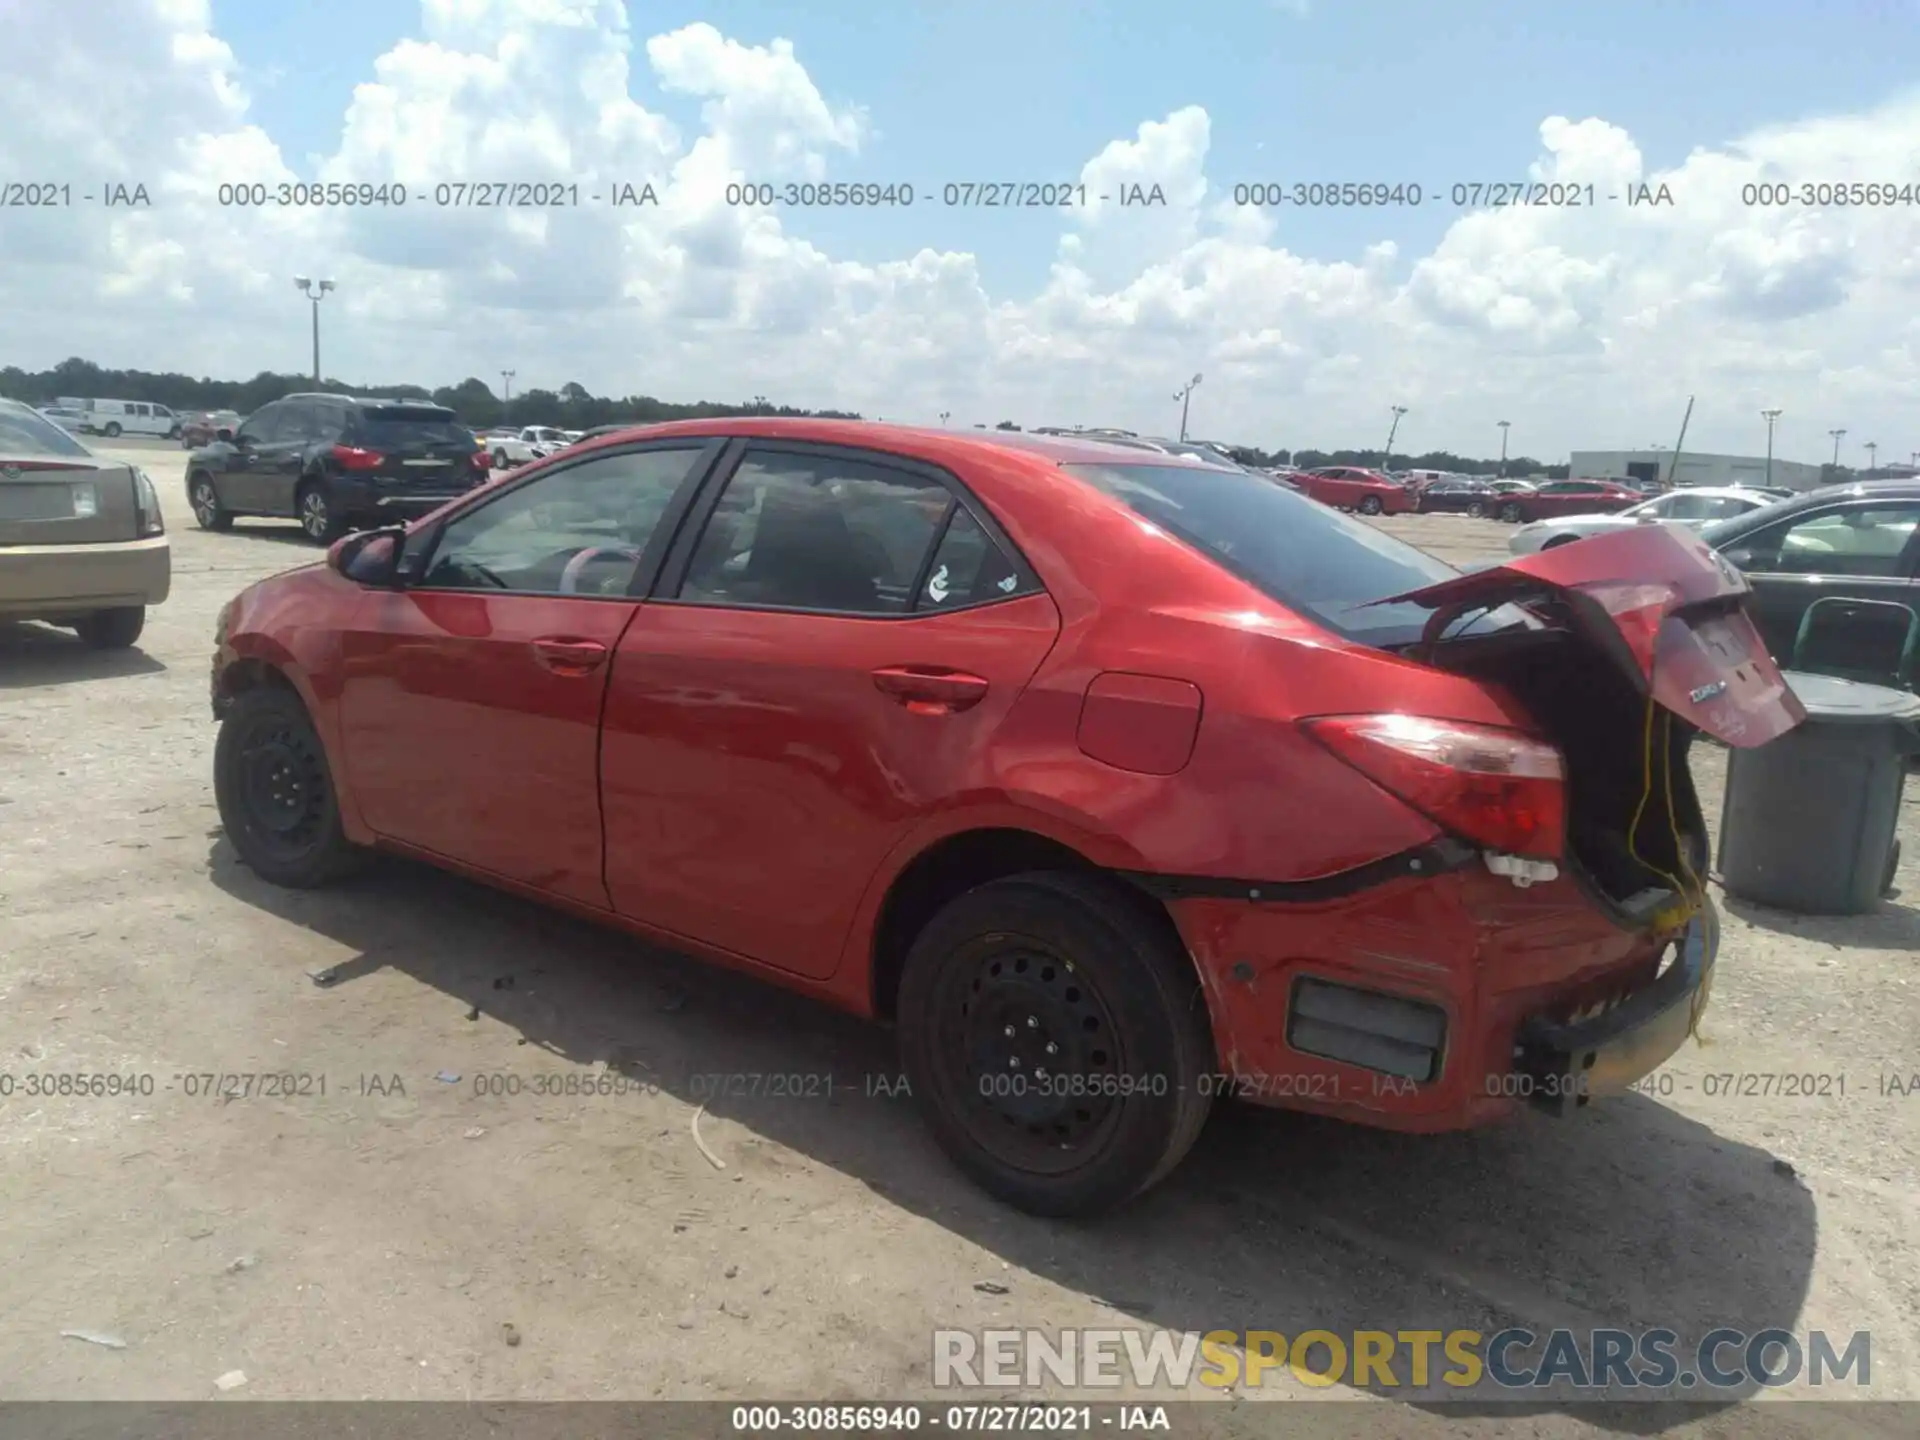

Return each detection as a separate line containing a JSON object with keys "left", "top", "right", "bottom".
{"left": 557, "top": 545, "right": 646, "bottom": 595}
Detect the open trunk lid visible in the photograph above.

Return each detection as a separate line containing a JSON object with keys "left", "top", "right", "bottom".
{"left": 1379, "top": 524, "right": 1805, "bottom": 748}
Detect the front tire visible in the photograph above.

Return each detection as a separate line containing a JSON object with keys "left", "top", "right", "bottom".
{"left": 73, "top": 606, "right": 145, "bottom": 649}
{"left": 296, "top": 481, "right": 342, "bottom": 543}
{"left": 1499, "top": 501, "right": 1524, "bottom": 523}
{"left": 493, "top": 448, "right": 511, "bottom": 470}
{"left": 189, "top": 473, "right": 233, "bottom": 531}
{"left": 896, "top": 871, "right": 1215, "bottom": 1218}
{"left": 1358, "top": 495, "right": 1384, "bottom": 515}
{"left": 214, "top": 684, "right": 368, "bottom": 888}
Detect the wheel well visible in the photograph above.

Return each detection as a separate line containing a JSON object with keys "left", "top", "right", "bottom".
{"left": 869, "top": 828, "right": 1187, "bottom": 1021}
{"left": 215, "top": 657, "right": 299, "bottom": 711}
{"left": 1541, "top": 534, "right": 1578, "bottom": 549}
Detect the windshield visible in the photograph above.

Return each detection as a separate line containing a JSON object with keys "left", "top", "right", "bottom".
{"left": 1062, "top": 461, "right": 1515, "bottom": 645}
{"left": 0, "top": 401, "right": 94, "bottom": 458}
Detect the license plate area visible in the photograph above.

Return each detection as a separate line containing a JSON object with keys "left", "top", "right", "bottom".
{"left": 1511, "top": 912, "right": 1714, "bottom": 1115}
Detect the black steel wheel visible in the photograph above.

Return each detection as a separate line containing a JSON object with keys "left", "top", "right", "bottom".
{"left": 897, "top": 871, "right": 1214, "bottom": 1217}
{"left": 214, "top": 685, "right": 367, "bottom": 887}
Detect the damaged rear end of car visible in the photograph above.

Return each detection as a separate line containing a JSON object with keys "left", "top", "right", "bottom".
{"left": 1064, "top": 459, "right": 1804, "bottom": 1131}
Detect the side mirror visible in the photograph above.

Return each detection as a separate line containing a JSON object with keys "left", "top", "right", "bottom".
{"left": 328, "top": 527, "right": 407, "bottom": 588}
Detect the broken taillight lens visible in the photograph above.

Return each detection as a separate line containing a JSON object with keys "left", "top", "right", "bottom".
{"left": 1303, "top": 713, "right": 1567, "bottom": 860}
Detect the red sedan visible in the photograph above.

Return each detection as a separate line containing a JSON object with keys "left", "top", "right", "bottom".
{"left": 210, "top": 419, "right": 1801, "bottom": 1216}
{"left": 1294, "top": 465, "right": 1418, "bottom": 515}
{"left": 1492, "top": 478, "right": 1643, "bottom": 524}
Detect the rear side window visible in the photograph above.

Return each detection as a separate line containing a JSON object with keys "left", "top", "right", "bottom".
{"left": 0, "top": 403, "right": 93, "bottom": 458}
{"left": 1063, "top": 462, "right": 1463, "bottom": 646}
{"left": 917, "top": 505, "right": 1036, "bottom": 610}
{"left": 354, "top": 408, "right": 471, "bottom": 447}
{"left": 677, "top": 451, "right": 954, "bottom": 615}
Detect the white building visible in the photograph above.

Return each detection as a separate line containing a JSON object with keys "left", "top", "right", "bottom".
{"left": 1568, "top": 449, "right": 1827, "bottom": 493}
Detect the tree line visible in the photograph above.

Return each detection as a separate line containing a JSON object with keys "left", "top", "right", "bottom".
{"left": 6, "top": 356, "right": 1606, "bottom": 476}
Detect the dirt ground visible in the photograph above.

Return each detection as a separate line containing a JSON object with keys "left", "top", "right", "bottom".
{"left": 2, "top": 438, "right": 1916, "bottom": 1436}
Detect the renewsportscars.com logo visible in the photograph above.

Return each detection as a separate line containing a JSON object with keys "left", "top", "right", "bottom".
{"left": 933, "top": 1327, "right": 1871, "bottom": 1394}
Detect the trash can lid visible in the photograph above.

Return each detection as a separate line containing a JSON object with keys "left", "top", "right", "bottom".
{"left": 1780, "top": 669, "right": 1920, "bottom": 724}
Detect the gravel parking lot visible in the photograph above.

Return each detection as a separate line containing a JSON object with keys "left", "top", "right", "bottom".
{"left": 3, "top": 439, "right": 1916, "bottom": 1434}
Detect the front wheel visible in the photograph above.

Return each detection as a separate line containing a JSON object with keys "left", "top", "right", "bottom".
{"left": 73, "top": 606, "right": 145, "bottom": 649}
{"left": 1499, "top": 501, "right": 1524, "bottom": 523}
{"left": 214, "top": 684, "right": 368, "bottom": 888}
{"left": 896, "top": 871, "right": 1215, "bottom": 1218}
{"left": 493, "top": 449, "right": 511, "bottom": 470}
{"left": 1358, "top": 495, "right": 1384, "bottom": 515}
{"left": 189, "top": 473, "right": 233, "bottom": 531}
{"left": 296, "top": 482, "right": 342, "bottom": 543}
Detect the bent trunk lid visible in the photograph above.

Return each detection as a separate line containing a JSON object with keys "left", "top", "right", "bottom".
{"left": 1381, "top": 523, "right": 1805, "bottom": 747}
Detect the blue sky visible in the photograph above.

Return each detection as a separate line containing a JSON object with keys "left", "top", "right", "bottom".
{"left": 215, "top": 0, "right": 1920, "bottom": 295}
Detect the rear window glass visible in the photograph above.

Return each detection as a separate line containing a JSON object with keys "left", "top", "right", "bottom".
{"left": 1063, "top": 462, "right": 1484, "bottom": 645}
{"left": 356, "top": 410, "right": 472, "bottom": 445}
{"left": 0, "top": 403, "right": 93, "bottom": 458}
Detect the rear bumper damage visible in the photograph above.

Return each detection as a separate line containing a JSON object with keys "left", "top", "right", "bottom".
{"left": 1163, "top": 857, "right": 1707, "bottom": 1132}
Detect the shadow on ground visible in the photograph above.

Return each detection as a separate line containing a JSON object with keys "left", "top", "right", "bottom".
{"left": 208, "top": 841, "right": 1822, "bottom": 1430}
{"left": 1721, "top": 893, "right": 1920, "bottom": 952}
{"left": 0, "top": 622, "right": 167, "bottom": 688}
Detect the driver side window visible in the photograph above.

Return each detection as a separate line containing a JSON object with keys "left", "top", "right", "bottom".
{"left": 417, "top": 447, "right": 706, "bottom": 596}
{"left": 236, "top": 407, "right": 284, "bottom": 444}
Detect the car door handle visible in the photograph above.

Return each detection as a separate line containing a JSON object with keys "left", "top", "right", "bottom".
{"left": 871, "top": 666, "right": 990, "bottom": 715}
{"left": 532, "top": 637, "right": 610, "bottom": 675}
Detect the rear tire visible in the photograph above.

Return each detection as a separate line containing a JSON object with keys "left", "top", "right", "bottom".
{"left": 103, "top": 422, "right": 122, "bottom": 438}
{"left": 214, "top": 684, "right": 368, "bottom": 888}
{"left": 896, "top": 871, "right": 1215, "bottom": 1218}
{"left": 296, "top": 481, "right": 342, "bottom": 544}
{"left": 493, "top": 448, "right": 510, "bottom": 470}
{"left": 189, "top": 473, "right": 233, "bottom": 531}
{"left": 1468, "top": 501, "right": 1488, "bottom": 518}
{"left": 73, "top": 606, "right": 145, "bottom": 649}
{"left": 1500, "top": 501, "right": 1524, "bottom": 523}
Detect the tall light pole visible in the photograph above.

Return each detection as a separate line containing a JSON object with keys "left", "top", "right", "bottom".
{"left": 1497, "top": 419, "right": 1510, "bottom": 477}
{"left": 1174, "top": 373, "right": 1203, "bottom": 441}
{"left": 1830, "top": 427, "right": 1846, "bottom": 469}
{"left": 939, "top": 410, "right": 951, "bottom": 427}
{"left": 1384, "top": 405, "right": 1408, "bottom": 468}
{"left": 1866, "top": 441, "right": 1879, "bottom": 475}
{"left": 500, "top": 370, "right": 516, "bottom": 404}
{"left": 292, "top": 276, "right": 335, "bottom": 384}
{"left": 1761, "top": 408, "right": 1782, "bottom": 490}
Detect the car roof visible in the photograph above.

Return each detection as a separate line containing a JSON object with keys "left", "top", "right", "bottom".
{"left": 563, "top": 416, "right": 1224, "bottom": 471}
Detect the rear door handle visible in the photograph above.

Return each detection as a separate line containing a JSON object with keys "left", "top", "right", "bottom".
{"left": 871, "top": 665, "right": 990, "bottom": 715}
{"left": 532, "top": 637, "right": 610, "bottom": 675}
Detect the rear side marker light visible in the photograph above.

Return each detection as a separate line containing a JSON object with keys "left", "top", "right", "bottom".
{"left": 1303, "top": 713, "right": 1566, "bottom": 860}
{"left": 1288, "top": 978, "right": 1446, "bottom": 1083}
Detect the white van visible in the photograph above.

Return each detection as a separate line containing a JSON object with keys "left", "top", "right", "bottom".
{"left": 75, "top": 399, "right": 182, "bottom": 440}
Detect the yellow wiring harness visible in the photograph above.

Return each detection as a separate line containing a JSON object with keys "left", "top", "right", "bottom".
{"left": 1624, "top": 674, "right": 1716, "bottom": 1045}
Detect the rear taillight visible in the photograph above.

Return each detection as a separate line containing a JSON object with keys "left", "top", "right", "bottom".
{"left": 131, "top": 467, "right": 164, "bottom": 536}
{"left": 1303, "top": 714, "right": 1566, "bottom": 859}
{"left": 330, "top": 444, "right": 385, "bottom": 471}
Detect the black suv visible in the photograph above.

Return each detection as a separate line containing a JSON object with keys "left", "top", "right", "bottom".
{"left": 185, "top": 394, "right": 490, "bottom": 543}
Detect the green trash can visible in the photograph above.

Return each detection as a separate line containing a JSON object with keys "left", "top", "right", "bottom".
{"left": 1717, "top": 670, "right": 1920, "bottom": 915}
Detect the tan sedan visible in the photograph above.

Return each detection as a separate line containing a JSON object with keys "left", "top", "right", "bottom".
{"left": 0, "top": 398, "right": 170, "bottom": 648}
